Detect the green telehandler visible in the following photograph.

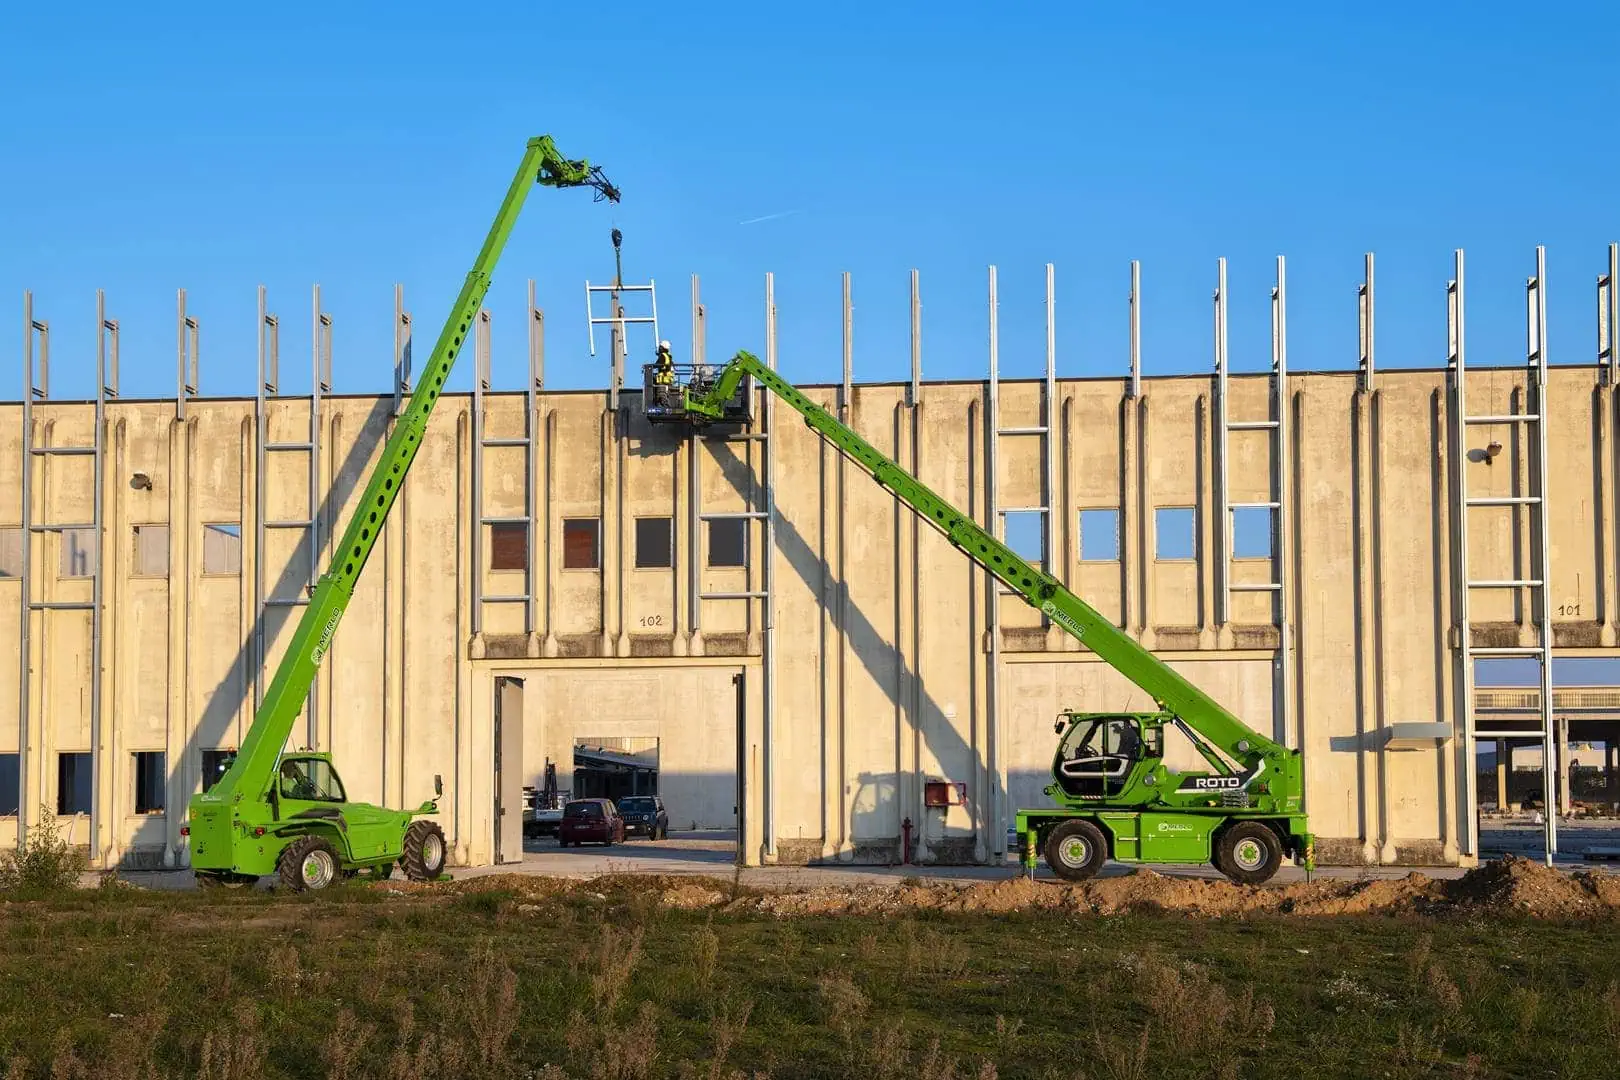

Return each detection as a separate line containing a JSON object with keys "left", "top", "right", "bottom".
{"left": 647, "top": 350, "right": 1314, "bottom": 885}
{"left": 181, "top": 136, "right": 620, "bottom": 891}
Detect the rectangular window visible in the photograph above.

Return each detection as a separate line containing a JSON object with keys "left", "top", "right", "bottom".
{"left": 706, "top": 519, "right": 747, "bottom": 568}
{"left": 131, "top": 524, "right": 169, "bottom": 577}
{"left": 1000, "top": 510, "right": 1047, "bottom": 566}
{"left": 635, "top": 516, "right": 673, "bottom": 569}
{"left": 59, "top": 526, "right": 96, "bottom": 578}
{"left": 562, "top": 518, "right": 600, "bottom": 570}
{"left": 1155, "top": 507, "right": 1196, "bottom": 561}
{"left": 202, "top": 523, "right": 242, "bottom": 575}
{"left": 0, "top": 526, "right": 21, "bottom": 577}
{"left": 489, "top": 522, "right": 527, "bottom": 571}
{"left": 1079, "top": 508, "right": 1120, "bottom": 561}
{"left": 1231, "top": 506, "right": 1275, "bottom": 559}
{"left": 133, "top": 751, "right": 165, "bottom": 814}
{"left": 201, "top": 749, "right": 236, "bottom": 794}
{"left": 0, "top": 753, "right": 18, "bottom": 816}
{"left": 57, "top": 752, "right": 92, "bottom": 815}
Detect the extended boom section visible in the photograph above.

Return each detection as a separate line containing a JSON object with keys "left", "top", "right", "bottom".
{"left": 184, "top": 137, "right": 619, "bottom": 891}
{"left": 667, "top": 350, "right": 1312, "bottom": 884}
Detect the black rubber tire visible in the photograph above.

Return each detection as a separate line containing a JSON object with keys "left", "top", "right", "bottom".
{"left": 1043, "top": 818, "right": 1109, "bottom": 882}
{"left": 1214, "top": 821, "right": 1284, "bottom": 885}
{"left": 277, "top": 836, "right": 340, "bottom": 892}
{"left": 401, "top": 820, "right": 447, "bottom": 882}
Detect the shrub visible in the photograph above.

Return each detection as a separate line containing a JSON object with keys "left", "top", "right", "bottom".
{"left": 0, "top": 806, "right": 86, "bottom": 895}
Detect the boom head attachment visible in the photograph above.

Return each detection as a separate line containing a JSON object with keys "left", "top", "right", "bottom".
{"left": 529, "top": 135, "right": 620, "bottom": 202}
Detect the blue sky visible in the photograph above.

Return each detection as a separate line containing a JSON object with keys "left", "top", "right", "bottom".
{"left": 3, "top": 3, "right": 1618, "bottom": 404}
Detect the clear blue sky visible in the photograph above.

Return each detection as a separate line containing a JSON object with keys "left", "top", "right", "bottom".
{"left": 3, "top": 2, "right": 1618, "bottom": 404}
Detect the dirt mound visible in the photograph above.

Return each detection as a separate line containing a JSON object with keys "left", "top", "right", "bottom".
{"left": 365, "top": 857, "right": 1620, "bottom": 921}
{"left": 1446, "top": 854, "right": 1606, "bottom": 917}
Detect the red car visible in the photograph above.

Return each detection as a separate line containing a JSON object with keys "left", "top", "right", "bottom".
{"left": 558, "top": 798, "right": 625, "bottom": 847}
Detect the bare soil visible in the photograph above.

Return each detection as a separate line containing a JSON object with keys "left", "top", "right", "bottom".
{"left": 388, "top": 855, "right": 1620, "bottom": 920}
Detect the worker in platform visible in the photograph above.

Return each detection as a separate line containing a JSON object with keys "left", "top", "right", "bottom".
{"left": 654, "top": 339, "right": 676, "bottom": 386}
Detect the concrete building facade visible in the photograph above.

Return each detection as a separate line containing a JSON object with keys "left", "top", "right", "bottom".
{"left": 3, "top": 249, "right": 1618, "bottom": 871}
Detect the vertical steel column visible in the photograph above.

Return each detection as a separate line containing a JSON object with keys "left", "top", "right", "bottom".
{"left": 1271, "top": 256, "right": 1293, "bottom": 746}
{"left": 1128, "top": 261, "right": 1141, "bottom": 399}
{"left": 1213, "top": 259, "right": 1230, "bottom": 626}
{"left": 1359, "top": 254, "right": 1376, "bottom": 392}
{"left": 763, "top": 271, "right": 777, "bottom": 861}
{"left": 18, "top": 295, "right": 41, "bottom": 843}
{"left": 93, "top": 291, "right": 117, "bottom": 861}
{"left": 176, "top": 290, "right": 198, "bottom": 421}
{"left": 985, "top": 265, "right": 1002, "bottom": 857}
{"left": 311, "top": 287, "right": 331, "bottom": 748}
{"left": 687, "top": 276, "right": 702, "bottom": 639}
{"left": 527, "top": 280, "right": 543, "bottom": 638}
{"left": 471, "top": 308, "right": 489, "bottom": 637}
{"left": 1044, "top": 264, "right": 1058, "bottom": 586}
{"left": 909, "top": 270, "right": 922, "bottom": 405}
{"left": 1527, "top": 247, "right": 1557, "bottom": 855}
{"left": 1598, "top": 244, "right": 1618, "bottom": 386}
{"left": 1446, "top": 250, "right": 1478, "bottom": 859}
{"left": 393, "top": 285, "right": 413, "bottom": 416}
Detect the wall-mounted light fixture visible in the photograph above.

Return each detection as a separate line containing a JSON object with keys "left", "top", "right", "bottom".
{"left": 1484, "top": 440, "right": 1502, "bottom": 464}
{"left": 129, "top": 471, "right": 152, "bottom": 490}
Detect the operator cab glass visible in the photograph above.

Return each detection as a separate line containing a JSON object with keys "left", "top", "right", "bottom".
{"left": 278, "top": 757, "right": 346, "bottom": 803}
{"left": 1053, "top": 716, "right": 1151, "bottom": 799}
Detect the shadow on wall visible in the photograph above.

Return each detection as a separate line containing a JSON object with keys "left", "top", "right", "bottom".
{"left": 705, "top": 429, "right": 995, "bottom": 860}
{"left": 155, "top": 397, "right": 402, "bottom": 871}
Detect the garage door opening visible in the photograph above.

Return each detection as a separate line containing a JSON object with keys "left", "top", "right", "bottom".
{"left": 573, "top": 737, "right": 659, "bottom": 803}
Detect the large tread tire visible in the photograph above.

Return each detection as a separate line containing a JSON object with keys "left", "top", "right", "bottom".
{"left": 277, "top": 836, "right": 340, "bottom": 893}
{"left": 1043, "top": 818, "right": 1109, "bottom": 882}
{"left": 1215, "top": 821, "right": 1284, "bottom": 886}
{"left": 401, "top": 820, "right": 447, "bottom": 882}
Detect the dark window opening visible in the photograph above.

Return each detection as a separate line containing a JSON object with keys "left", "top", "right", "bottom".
{"left": 490, "top": 522, "right": 527, "bottom": 570}
{"left": 134, "top": 751, "right": 165, "bottom": 814}
{"left": 707, "top": 519, "right": 747, "bottom": 568}
{"left": 201, "top": 749, "right": 235, "bottom": 793}
{"left": 57, "top": 752, "right": 92, "bottom": 815}
{"left": 635, "top": 517, "right": 673, "bottom": 569}
{"left": 563, "top": 518, "right": 601, "bottom": 569}
{"left": 0, "top": 754, "right": 19, "bottom": 816}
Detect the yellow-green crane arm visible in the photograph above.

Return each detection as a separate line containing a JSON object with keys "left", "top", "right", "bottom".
{"left": 210, "top": 136, "right": 618, "bottom": 810}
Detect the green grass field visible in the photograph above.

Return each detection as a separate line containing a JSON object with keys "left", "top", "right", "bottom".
{"left": 2, "top": 869, "right": 1618, "bottom": 1080}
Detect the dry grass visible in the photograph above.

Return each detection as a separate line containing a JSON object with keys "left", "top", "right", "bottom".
{"left": 1, "top": 877, "right": 1619, "bottom": 1078}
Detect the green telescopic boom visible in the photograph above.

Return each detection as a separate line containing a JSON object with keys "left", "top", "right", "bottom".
{"left": 208, "top": 136, "right": 619, "bottom": 811}
{"left": 685, "top": 351, "right": 1289, "bottom": 765}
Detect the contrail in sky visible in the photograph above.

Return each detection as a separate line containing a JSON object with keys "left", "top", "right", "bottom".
{"left": 738, "top": 209, "right": 803, "bottom": 226}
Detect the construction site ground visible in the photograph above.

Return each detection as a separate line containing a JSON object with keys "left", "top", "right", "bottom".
{"left": 9, "top": 838, "right": 1620, "bottom": 1079}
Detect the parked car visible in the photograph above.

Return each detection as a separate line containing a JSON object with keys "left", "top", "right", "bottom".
{"left": 616, "top": 795, "right": 668, "bottom": 840}
{"left": 558, "top": 798, "right": 624, "bottom": 847}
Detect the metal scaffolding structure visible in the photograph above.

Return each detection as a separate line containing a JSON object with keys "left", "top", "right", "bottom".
{"left": 984, "top": 263, "right": 1059, "bottom": 858}
{"left": 1213, "top": 256, "right": 1293, "bottom": 748}
{"left": 1448, "top": 247, "right": 1558, "bottom": 865}
{"left": 253, "top": 285, "right": 330, "bottom": 750}
{"left": 17, "top": 290, "right": 114, "bottom": 848}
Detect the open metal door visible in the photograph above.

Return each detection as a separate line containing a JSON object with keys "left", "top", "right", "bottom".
{"left": 493, "top": 676, "right": 525, "bottom": 865}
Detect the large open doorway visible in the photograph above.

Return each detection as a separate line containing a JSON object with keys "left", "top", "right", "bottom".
{"left": 1474, "top": 657, "right": 1620, "bottom": 862}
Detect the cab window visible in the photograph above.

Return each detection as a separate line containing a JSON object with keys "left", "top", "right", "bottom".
{"left": 278, "top": 758, "right": 345, "bottom": 802}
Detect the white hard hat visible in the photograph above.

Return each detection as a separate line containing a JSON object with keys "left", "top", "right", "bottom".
{"left": 659, "top": 340, "right": 671, "bottom": 350}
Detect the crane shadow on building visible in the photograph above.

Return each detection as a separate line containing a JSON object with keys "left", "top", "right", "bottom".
{"left": 703, "top": 433, "right": 995, "bottom": 864}
{"left": 158, "top": 396, "right": 402, "bottom": 872}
